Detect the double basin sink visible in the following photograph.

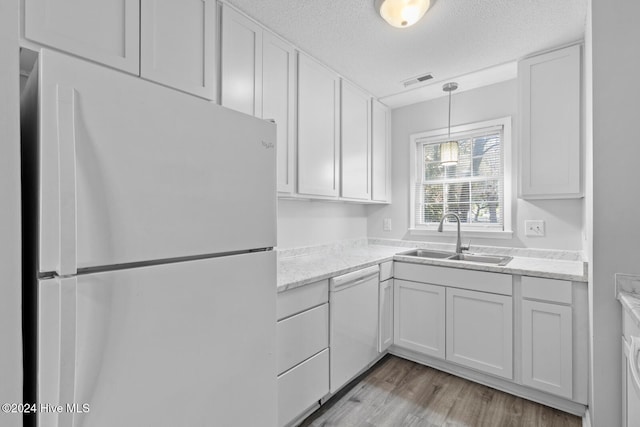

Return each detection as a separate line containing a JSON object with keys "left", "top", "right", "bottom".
{"left": 399, "top": 249, "right": 512, "bottom": 266}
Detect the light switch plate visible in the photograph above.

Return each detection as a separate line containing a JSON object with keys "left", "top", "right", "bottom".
{"left": 383, "top": 218, "right": 392, "bottom": 231}
{"left": 525, "top": 220, "right": 545, "bottom": 237}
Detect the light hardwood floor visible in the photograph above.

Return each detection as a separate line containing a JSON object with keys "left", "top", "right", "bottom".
{"left": 300, "top": 355, "right": 581, "bottom": 427}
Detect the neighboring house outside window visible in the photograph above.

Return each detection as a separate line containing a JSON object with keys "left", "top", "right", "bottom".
{"left": 409, "top": 117, "right": 513, "bottom": 238}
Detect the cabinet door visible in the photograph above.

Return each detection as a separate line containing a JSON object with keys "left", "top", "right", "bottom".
{"left": 262, "top": 32, "right": 296, "bottom": 194}
{"left": 378, "top": 279, "right": 393, "bottom": 352}
{"left": 521, "top": 299, "right": 573, "bottom": 398}
{"left": 24, "top": 0, "right": 140, "bottom": 74}
{"left": 393, "top": 279, "right": 445, "bottom": 359}
{"left": 220, "top": 4, "right": 262, "bottom": 116}
{"left": 341, "top": 80, "right": 371, "bottom": 200}
{"left": 140, "top": 0, "right": 216, "bottom": 99}
{"left": 519, "top": 44, "right": 581, "bottom": 199}
{"left": 297, "top": 53, "right": 340, "bottom": 197}
{"left": 372, "top": 99, "right": 391, "bottom": 202}
{"left": 446, "top": 288, "right": 513, "bottom": 379}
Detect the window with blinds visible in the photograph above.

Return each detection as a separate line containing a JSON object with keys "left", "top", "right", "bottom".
{"left": 415, "top": 125, "right": 504, "bottom": 229}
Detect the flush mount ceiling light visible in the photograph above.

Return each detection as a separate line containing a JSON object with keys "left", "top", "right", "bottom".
{"left": 441, "top": 82, "right": 459, "bottom": 166}
{"left": 375, "top": 0, "right": 431, "bottom": 28}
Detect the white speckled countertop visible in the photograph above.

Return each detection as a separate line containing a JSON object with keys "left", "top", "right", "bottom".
{"left": 617, "top": 274, "right": 640, "bottom": 326}
{"left": 278, "top": 239, "right": 588, "bottom": 292}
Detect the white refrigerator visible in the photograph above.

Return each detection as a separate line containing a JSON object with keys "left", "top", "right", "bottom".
{"left": 21, "top": 50, "right": 277, "bottom": 427}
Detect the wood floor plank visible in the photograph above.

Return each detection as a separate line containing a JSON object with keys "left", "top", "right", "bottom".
{"left": 300, "top": 356, "right": 581, "bottom": 427}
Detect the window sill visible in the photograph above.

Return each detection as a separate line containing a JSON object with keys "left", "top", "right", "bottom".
{"left": 408, "top": 228, "right": 514, "bottom": 240}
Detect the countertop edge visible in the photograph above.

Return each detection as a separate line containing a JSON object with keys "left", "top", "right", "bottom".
{"left": 278, "top": 247, "right": 587, "bottom": 293}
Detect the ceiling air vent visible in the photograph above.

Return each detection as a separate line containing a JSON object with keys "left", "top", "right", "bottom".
{"left": 402, "top": 73, "right": 434, "bottom": 87}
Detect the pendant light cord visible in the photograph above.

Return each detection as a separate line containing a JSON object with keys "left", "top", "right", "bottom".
{"left": 447, "top": 89, "right": 452, "bottom": 139}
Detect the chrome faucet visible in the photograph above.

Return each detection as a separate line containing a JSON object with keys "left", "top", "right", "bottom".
{"left": 437, "top": 212, "right": 469, "bottom": 254}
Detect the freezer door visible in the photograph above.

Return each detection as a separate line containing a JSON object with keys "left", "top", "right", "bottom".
{"left": 35, "top": 50, "right": 276, "bottom": 274}
{"left": 38, "top": 251, "right": 276, "bottom": 427}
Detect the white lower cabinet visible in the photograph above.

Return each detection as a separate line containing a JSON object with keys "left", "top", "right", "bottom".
{"left": 446, "top": 287, "right": 513, "bottom": 379}
{"left": 278, "top": 349, "right": 329, "bottom": 427}
{"left": 521, "top": 299, "right": 572, "bottom": 398}
{"left": 277, "top": 304, "right": 328, "bottom": 375}
{"left": 276, "top": 281, "right": 329, "bottom": 427}
{"left": 393, "top": 279, "right": 445, "bottom": 359}
{"left": 378, "top": 279, "right": 393, "bottom": 352}
{"left": 623, "top": 308, "right": 640, "bottom": 427}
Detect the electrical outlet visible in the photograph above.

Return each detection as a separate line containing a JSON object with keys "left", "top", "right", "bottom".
{"left": 383, "top": 218, "right": 392, "bottom": 231}
{"left": 525, "top": 220, "right": 545, "bottom": 237}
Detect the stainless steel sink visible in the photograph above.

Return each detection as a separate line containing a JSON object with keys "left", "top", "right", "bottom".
{"left": 399, "top": 249, "right": 456, "bottom": 259}
{"left": 399, "top": 249, "right": 512, "bottom": 266}
{"left": 446, "top": 253, "right": 512, "bottom": 266}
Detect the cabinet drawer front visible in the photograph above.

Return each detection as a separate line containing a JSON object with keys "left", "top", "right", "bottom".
{"left": 277, "top": 280, "right": 328, "bottom": 320}
{"left": 522, "top": 276, "right": 572, "bottom": 304}
{"left": 395, "top": 262, "right": 512, "bottom": 295}
{"left": 380, "top": 261, "right": 393, "bottom": 281}
{"left": 278, "top": 349, "right": 329, "bottom": 427}
{"left": 277, "top": 304, "right": 328, "bottom": 375}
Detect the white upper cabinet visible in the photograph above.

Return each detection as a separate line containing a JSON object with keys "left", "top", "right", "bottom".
{"left": 24, "top": 0, "right": 140, "bottom": 74}
{"left": 262, "top": 32, "right": 296, "bottom": 195}
{"left": 220, "top": 5, "right": 296, "bottom": 193}
{"left": 519, "top": 44, "right": 582, "bottom": 199}
{"left": 140, "top": 0, "right": 216, "bottom": 100}
{"left": 372, "top": 100, "right": 391, "bottom": 202}
{"left": 297, "top": 53, "right": 340, "bottom": 197}
{"left": 341, "top": 80, "right": 371, "bottom": 200}
{"left": 220, "top": 4, "right": 262, "bottom": 116}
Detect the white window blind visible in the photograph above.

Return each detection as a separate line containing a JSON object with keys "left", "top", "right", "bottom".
{"left": 414, "top": 125, "right": 504, "bottom": 229}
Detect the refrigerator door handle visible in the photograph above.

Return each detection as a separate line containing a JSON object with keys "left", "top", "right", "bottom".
{"left": 58, "top": 277, "right": 78, "bottom": 427}
{"left": 56, "top": 85, "right": 78, "bottom": 276}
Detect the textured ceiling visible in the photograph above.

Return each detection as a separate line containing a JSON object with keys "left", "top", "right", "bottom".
{"left": 225, "top": 0, "right": 587, "bottom": 107}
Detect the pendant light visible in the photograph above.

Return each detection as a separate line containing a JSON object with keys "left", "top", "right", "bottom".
{"left": 375, "top": 0, "right": 431, "bottom": 28}
{"left": 441, "top": 82, "right": 459, "bottom": 165}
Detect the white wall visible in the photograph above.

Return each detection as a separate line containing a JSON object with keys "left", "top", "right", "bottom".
{"left": 588, "top": 1, "right": 640, "bottom": 425}
{"left": 278, "top": 199, "right": 368, "bottom": 249}
{"left": 0, "top": 1, "right": 23, "bottom": 426}
{"left": 367, "top": 80, "right": 584, "bottom": 250}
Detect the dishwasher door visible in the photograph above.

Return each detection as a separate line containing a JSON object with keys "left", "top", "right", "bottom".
{"left": 329, "top": 265, "right": 380, "bottom": 393}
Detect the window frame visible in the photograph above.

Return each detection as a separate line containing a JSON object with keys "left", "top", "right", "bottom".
{"left": 408, "top": 117, "right": 513, "bottom": 239}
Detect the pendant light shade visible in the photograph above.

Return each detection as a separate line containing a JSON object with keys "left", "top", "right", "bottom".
{"left": 441, "top": 82, "right": 459, "bottom": 165}
{"left": 440, "top": 141, "right": 459, "bottom": 165}
{"left": 375, "top": 0, "right": 431, "bottom": 28}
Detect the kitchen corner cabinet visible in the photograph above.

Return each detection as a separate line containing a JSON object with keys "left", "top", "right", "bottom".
{"left": 297, "top": 53, "right": 340, "bottom": 197}
{"left": 220, "top": 4, "right": 263, "bottom": 116}
{"left": 393, "top": 279, "right": 446, "bottom": 358}
{"left": 446, "top": 287, "right": 513, "bottom": 379}
{"left": 341, "top": 80, "right": 371, "bottom": 200}
{"left": 24, "top": 0, "right": 140, "bottom": 74}
{"left": 518, "top": 44, "right": 582, "bottom": 199}
{"left": 372, "top": 100, "right": 391, "bottom": 203}
{"left": 140, "top": 0, "right": 216, "bottom": 99}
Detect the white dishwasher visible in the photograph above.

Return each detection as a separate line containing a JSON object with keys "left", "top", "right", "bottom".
{"left": 329, "top": 265, "right": 380, "bottom": 393}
